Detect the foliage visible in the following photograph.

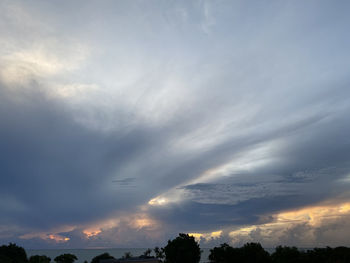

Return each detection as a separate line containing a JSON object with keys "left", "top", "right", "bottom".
{"left": 209, "top": 243, "right": 240, "bottom": 263}
{"left": 0, "top": 243, "right": 28, "bottom": 263}
{"left": 0, "top": 254, "right": 12, "bottom": 263}
{"left": 271, "top": 246, "right": 301, "bottom": 263}
{"left": 210, "top": 243, "right": 350, "bottom": 263}
{"left": 209, "top": 242, "right": 270, "bottom": 263}
{"left": 122, "top": 252, "right": 132, "bottom": 259}
{"left": 142, "top": 248, "right": 152, "bottom": 257}
{"left": 2, "top": 241, "right": 350, "bottom": 263}
{"left": 29, "top": 255, "right": 51, "bottom": 263}
{"left": 163, "top": 233, "right": 201, "bottom": 263}
{"left": 54, "top": 253, "right": 77, "bottom": 263}
{"left": 91, "top": 253, "right": 115, "bottom": 263}
{"left": 240, "top": 242, "right": 271, "bottom": 263}
{"left": 302, "top": 246, "right": 350, "bottom": 263}
{"left": 154, "top": 246, "right": 165, "bottom": 262}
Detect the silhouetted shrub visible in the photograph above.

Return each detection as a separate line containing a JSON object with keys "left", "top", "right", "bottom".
{"left": 307, "top": 247, "right": 334, "bottom": 263}
{"left": 29, "top": 255, "right": 51, "bottom": 263}
{"left": 209, "top": 243, "right": 241, "bottom": 263}
{"left": 332, "top": 246, "right": 350, "bottom": 262}
{"left": 0, "top": 254, "right": 12, "bottom": 263}
{"left": 91, "top": 253, "right": 115, "bottom": 263}
{"left": 0, "top": 243, "right": 28, "bottom": 263}
{"left": 122, "top": 252, "right": 132, "bottom": 259}
{"left": 163, "top": 233, "right": 201, "bottom": 263}
{"left": 301, "top": 246, "right": 350, "bottom": 263}
{"left": 154, "top": 246, "right": 165, "bottom": 262}
{"left": 209, "top": 242, "right": 270, "bottom": 263}
{"left": 54, "top": 253, "right": 77, "bottom": 263}
{"left": 271, "top": 246, "right": 301, "bottom": 263}
{"left": 240, "top": 243, "right": 271, "bottom": 263}
{"left": 141, "top": 248, "right": 152, "bottom": 258}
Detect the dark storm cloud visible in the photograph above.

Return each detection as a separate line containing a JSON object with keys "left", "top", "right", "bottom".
{"left": 1, "top": 0, "right": 350, "bottom": 248}
{"left": 149, "top": 193, "right": 328, "bottom": 233}
{"left": 1, "top": 67, "right": 350, "bottom": 247}
{"left": 147, "top": 92, "right": 350, "bottom": 232}
{"left": 0, "top": 82, "right": 174, "bottom": 229}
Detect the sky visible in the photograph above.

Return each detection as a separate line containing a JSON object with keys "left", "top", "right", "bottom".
{"left": 1, "top": 0, "right": 350, "bottom": 249}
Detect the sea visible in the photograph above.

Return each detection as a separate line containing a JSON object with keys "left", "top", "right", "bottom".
{"left": 26, "top": 248, "right": 277, "bottom": 263}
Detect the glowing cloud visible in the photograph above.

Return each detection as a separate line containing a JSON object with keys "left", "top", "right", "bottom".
{"left": 47, "top": 234, "right": 70, "bottom": 243}
{"left": 228, "top": 200, "right": 350, "bottom": 246}
{"left": 20, "top": 233, "right": 70, "bottom": 243}
{"left": 83, "top": 228, "right": 102, "bottom": 238}
{"left": 188, "top": 230, "right": 223, "bottom": 242}
{"left": 148, "top": 197, "right": 169, "bottom": 206}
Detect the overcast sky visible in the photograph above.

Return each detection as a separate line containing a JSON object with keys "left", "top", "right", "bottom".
{"left": 1, "top": 0, "right": 350, "bottom": 249}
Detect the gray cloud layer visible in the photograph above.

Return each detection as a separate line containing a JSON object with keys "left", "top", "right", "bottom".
{"left": 1, "top": 0, "right": 350, "bottom": 248}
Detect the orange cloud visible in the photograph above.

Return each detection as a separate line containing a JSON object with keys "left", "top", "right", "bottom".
{"left": 18, "top": 225, "right": 74, "bottom": 243}
{"left": 83, "top": 228, "right": 102, "bottom": 238}
{"left": 228, "top": 200, "right": 350, "bottom": 246}
{"left": 188, "top": 230, "right": 223, "bottom": 242}
{"left": 274, "top": 201, "right": 350, "bottom": 226}
{"left": 20, "top": 233, "right": 70, "bottom": 243}
{"left": 47, "top": 234, "right": 70, "bottom": 243}
{"left": 82, "top": 212, "right": 160, "bottom": 239}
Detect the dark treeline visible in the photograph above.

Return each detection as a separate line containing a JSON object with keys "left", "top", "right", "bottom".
{"left": 208, "top": 243, "right": 350, "bottom": 263}
{"left": 1, "top": 234, "right": 350, "bottom": 263}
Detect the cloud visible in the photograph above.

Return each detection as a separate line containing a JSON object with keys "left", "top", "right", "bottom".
{"left": 183, "top": 200, "right": 350, "bottom": 248}
{"left": 1, "top": 0, "right": 350, "bottom": 248}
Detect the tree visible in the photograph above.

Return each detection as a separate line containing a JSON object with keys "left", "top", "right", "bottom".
{"left": 209, "top": 242, "right": 271, "bottom": 263}
{"left": 91, "top": 253, "right": 115, "bottom": 263}
{"left": 154, "top": 246, "right": 165, "bottom": 262}
{"left": 303, "top": 246, "right": 350, "bottom": 263}
{"left": 54, "top": 254, "right": 77, "bottom": 263}
{"left": 29, "top": 255, "right": 51, "bottom": 263}
{"left": 332, "top": 246, "right": 350, "bottom": 262}
{"left": 163, "top": 233, "right": 201, "bottom": 263}
{"left": 0, "top": 243, "right": 28, "bottom": 263}
{"left": 142, "top": 248, "right": 152, "bottom": 257}
{"left": 122, "top": 252, "right": 132, "bottom": 259}
{"left": 0, "top": 255, "right": 12, "bottom": 263}
{"left": 240, "top": 243, "right": 271, "bottom": 263}
{"left": 271, "top": 246, "right": 301, "bottom": 263}
{"left": 209, "top": 243, "right": 240, "bottom": 263}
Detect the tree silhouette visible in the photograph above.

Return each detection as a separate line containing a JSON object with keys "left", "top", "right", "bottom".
{"left": 209, "top": 242, "right": 270, "bottom": 263}
{"left": 154, "top": 246, "right": 165, "bottom": 262}
{"left": 241, "top": 242, "right": 271, "bottom": 263}
{"left": 122, "top": 252, "right": 132, "bottom": 259}
{"left": 163, "top": 233, "right": 201, "bottom": 263}
{"left": 209, "top": 243, "right": 240, "bottom": 263}
{"left": 91, "top": 253, "right": 115, "bottom": 263}
{"left": 0, "top": 243, "right": 28, "bottom": 263}
{"left": 29, "top": 255, "right": 51, "bottom": 263}
{"left": 271, "top": 246, "right": 301, "bottom": 263}
{"left": 54, "top": 254, "right": 77, "bottom": 263}
{"left": 142, "top": 248, "right": 152, "bottom": 257}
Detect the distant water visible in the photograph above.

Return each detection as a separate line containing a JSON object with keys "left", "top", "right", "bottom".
{"left": 26, "top": 247, "right": 283, "bottom": 263}
{"left": 26, "top": 248, "right": 212, "bottom": 263}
